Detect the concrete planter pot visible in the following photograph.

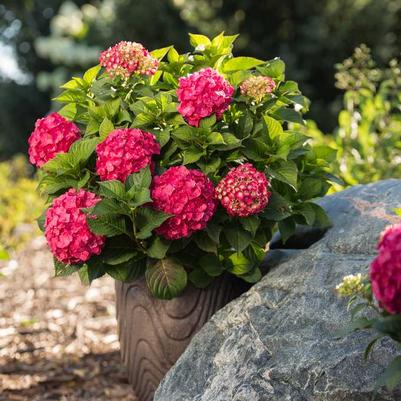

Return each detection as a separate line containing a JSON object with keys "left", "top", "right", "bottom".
{"left": 115, "top": 276, "right": 247, "bottom": 401}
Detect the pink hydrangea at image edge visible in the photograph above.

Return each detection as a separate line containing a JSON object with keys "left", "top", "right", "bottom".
{"left": 96, "top": 128, "right": 160, "bottom": 182}
{"left": 28, "top": 112, "right": 81, "bottom": 168}
{"left": 370, "top": 224, "right": 401, "bottom": 314}
{"left": 177, "top": 67, "right": 234, "bottom": 127}
{"left": 99, "top": 41, "right": 159, "bottom": 78}
{"left": 215, "top": 163, "right": 271, "bottom": 217}
{"left": 151, "top": 166, "right": 217, "bottom": 240}
{"left": 45, "top": 189, "right": 105, "bottom": 265}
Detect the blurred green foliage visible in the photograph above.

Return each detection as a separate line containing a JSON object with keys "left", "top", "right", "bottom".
{"left": 0, "top": 156, "right": 43, "bottom": 250}
{"left": 308, "top": 45, "right": 401, "bottom": 190}
{"left": 1, "top": 0, "right": 401, "bottom": 158}
{"left": 174, "top": 0, "right": 401, "bottom": 130}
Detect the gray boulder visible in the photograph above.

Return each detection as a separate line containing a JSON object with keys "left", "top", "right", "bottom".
{"left": 155, "top": 180, "right": 401, "bottom": 401}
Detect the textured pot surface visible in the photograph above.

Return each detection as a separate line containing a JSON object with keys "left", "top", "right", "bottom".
{"left": 115, "top": 275, "right": 247, "bottom": 401}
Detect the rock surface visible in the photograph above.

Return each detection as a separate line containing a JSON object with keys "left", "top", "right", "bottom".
{"left": 155, "top": 180, "right": 401, "bottom": 401}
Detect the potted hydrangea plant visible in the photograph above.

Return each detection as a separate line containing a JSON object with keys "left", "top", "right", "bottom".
{"left": 30, "top": 33, "right": 334, "bottom": 400}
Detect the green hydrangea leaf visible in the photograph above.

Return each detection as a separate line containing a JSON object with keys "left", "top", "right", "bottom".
{"left": 225, "top": 228, "right": 252, "bottom": 252}
{"left": 78, "top": 258, "right": 106, "bottom": 285}
{"left": 90, "top": 198, "right": 130, "bottom": 217}
{"left": 257, "top": 59, "right": 285, "bottom": 78}
{"left": 99, "top": 117, "right": 114, "bottom": 140}
{"left": 135, "top": 208, "right": 171, "bottom": 240}
{"left": 151, "top": 46, "right": 173, "bottom": 60}
{"left": 224, "top": 56, "right": 264, "bottom": 72}
{"left": 106, "top": 259, "right": 146, "bottom": 282}
{"left": 278, "top": 217, "right": 296, "bottom": 243}
{"left": 227, "top": 252, "right": 253, "bottom": 275}
{"left": 54, "top": 259, "right": 81, "bottom": 277}
{"left": 264, "top": 115, "right": 284, "bottom": 138}
{"left": 98, "top": 180, "right": 127, "bottom": 200}
{"left": 269, "top": 161, "right": 298, "bottom": 190}
{"left": 239, "top": 266, "right": 262, "bottom": 283}
{"left": 199, "top": 254, "right": 224, "bottom": 277}
{"left": 146, "top": 236, "right": 171, "bottom": 259}
{"left": 58, "top": 103, "right": 78, "bottom": 120}
{"left": 262, "top": 192, "right": 293, "bottom": 221}
{"left": 189, "top": 33, "right": 211, "bottom": 48}
{"left": 272, "top": 107, "right": 304, "bottom": 125}
{"left": 240, "top": 215, "right": 260, "bottom": 235}
{"left": 194, "top": 231, "right": 218, "bottom": 254}
{"left": 83, "top": 65, "right": 101, "bottom": 84}
{"left": 188, "top": 268, "right": 213, "bottom": 289}
{"left": 145, "top": 258, "right": 187, "bottom": 300}
{"left": 87, "top": 215, "right": 128, "bottom": 237}
{"left": 126, "top": 167, "right": 152, "bottom": 192}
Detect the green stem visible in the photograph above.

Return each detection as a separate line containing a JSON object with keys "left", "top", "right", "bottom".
{"left": 130, "top": 209, "right": 146, "bottom": 252}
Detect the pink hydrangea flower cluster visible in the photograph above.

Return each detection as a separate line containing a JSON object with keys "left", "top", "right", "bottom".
{"left": 215, "top": 163, "right": 270, "bottom": 217}
{"left": 151, "top": 166, "right": 217, "bottom": 240}
{"left": 28, "top": 112, "right": 80, "bottom": 167}
{"left": 370, "top": 224, "right": 401, "bottom": 314}
{"left": 96, "top": 128, "right": 160, "bottom": 182}
{"left": 240, "top": 75, "right": 276, "bottom": 102}
{"left": 99, "top": 41, "right": 159, "bottom": 78}
{"left": 177, "top": 67, "right": 234, "bottom": 127}
{"left": 45, "top": 189, "right": 105, "bottom": 264}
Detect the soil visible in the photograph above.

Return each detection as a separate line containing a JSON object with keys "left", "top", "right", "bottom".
{"left": 0, "top": 236, "right": 136, "bottom": 401}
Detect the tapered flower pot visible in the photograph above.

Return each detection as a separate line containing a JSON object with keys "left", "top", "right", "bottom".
{"left": 115, "top": 276, "right": 247, "bottom": 401}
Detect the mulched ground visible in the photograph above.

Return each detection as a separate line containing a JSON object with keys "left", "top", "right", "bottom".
{"left": 0, "top": 237, "right": 136, "bottom": 401}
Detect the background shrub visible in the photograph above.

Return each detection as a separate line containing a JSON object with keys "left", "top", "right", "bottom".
{"left": 0, "top": 156, "right": 43, "bottom": 250}
{"left": 307, "top": 45, "right": 401, "bottom": 190}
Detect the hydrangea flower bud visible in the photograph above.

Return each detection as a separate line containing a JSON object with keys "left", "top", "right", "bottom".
{"left": 215, "top": 163, "right": 270, "bottom": 217}
{"left": 336, "top": 273, "right": 365, "bottom": 297}
{"left": 99, "top": 41, "right": 159, "bottom": 78}
{"left": 240, "top": 75, "right": 276, "bottom": 102}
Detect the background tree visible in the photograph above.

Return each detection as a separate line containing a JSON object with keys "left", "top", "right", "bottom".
{"left": 0, "top": 0, "right": 76, "bottom": 157}
{"left": 174, "top": 0, "right": 401, "bottom": 130}
{"left": 0, "top": 0, "right": 400, "bottom": 157}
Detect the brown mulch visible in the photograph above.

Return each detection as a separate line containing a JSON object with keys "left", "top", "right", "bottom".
{"left": 0, "top": 237, "right": 136, "bottom": 401}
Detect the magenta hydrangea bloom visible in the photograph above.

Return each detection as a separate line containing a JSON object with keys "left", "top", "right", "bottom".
{"left": 151, "top": 166, "right": 217, "bottom": 240}
{"left": 377, "top": 224, "right": 400, "bottom": 250}
{"left": 177, "top": 67, "right": 234, "bottom": 127}
{"left": 99, "top": 41, "right": 159, "bottom": 78}
{"left": 28, "top": 112, "right": 80, "bottom": 168}
{"left": 370, "top": 224, "right": 401, "bottom": 314}
{"left": 215, "top": 163, "right": 271, "bottom": 217}
{"left": 45, "top": 189, "right": 105, "bottom": 265}
{"left": 96, "top": 128, "right": 160, "bottom": 182}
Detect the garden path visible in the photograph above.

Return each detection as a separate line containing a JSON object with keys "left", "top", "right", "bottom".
{"left": 0, "top": 237, "right": 136, "bottom": 401}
